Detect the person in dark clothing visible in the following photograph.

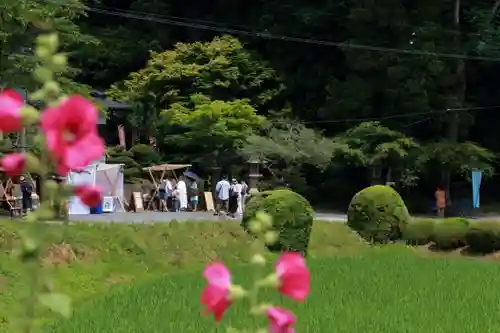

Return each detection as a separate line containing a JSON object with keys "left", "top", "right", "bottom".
{"left": 20, "top": 176, "right": 33, "bottom": 214}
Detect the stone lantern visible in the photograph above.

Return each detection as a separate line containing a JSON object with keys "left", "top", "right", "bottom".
{"left": 247, "top": 158, "right": 262, "bottom": 194}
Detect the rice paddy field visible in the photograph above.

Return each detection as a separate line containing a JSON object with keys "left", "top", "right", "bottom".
{"left": 2, "top": 220, "right": 500, "bottom": 332}
{"left": 48, "top": 249, "right": 500, "bottom": 333}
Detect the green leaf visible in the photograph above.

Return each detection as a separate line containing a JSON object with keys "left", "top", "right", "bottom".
{"left": 39, "top": 293, "right": 72, "bottom": 318}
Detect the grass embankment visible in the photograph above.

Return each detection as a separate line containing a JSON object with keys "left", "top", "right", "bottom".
{"left": 0, "top": 220, "right": 363, "bottom": 330}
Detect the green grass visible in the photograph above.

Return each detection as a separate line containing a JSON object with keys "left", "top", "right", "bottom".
{"left": 0, "top": 220, "right": 362, "bottom": 330}
{"left": 6, "top": 219, "right": 500, "bottom": 332}
{"left": 46, "top": 248, "right": 500, "bottom": 333}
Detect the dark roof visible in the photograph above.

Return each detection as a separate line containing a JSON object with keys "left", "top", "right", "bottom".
{"left": 91, "top": 90, "right": 131, "bottom": 110}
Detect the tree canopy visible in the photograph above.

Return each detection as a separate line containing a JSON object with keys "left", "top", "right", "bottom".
{"left": 108, "top": 35, "right": 283, "bottom": 111}
{"left": 0, "top": 0, "right": 94, "bottom": 93}
{"left": 4, "top": 0, "right": 500, "bottom": 209}
{"left": 163, "top": 94, "right": 265, "bottom": 167}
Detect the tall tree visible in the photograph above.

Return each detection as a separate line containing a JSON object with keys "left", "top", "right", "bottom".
{"left": 108, "top": 35, "right": 284, "bottom": 144}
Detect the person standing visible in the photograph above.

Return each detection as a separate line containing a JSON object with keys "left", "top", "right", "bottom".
{"left": 165, "top": 177, "right": 174, "bottom": 211}
{"left": 158, "top": 178, "right": 168, "bottom": 212}
{"left": 231, "top": 179, "right": 243, "bottom": 216}
{"left": 20, "top": 176, "right": 33, "bottom": 214}
{"left": 435, "top": 187, "right": 446, "bottom": 218}
{"left": 177, "top": 177, "right": 188, "bottom": 211}
{"left": 170, "top": 179, "right": 178, "bottom": 211}
{"left": 189, "top": 180, "right": 199, "bottom": 211}
{"left": 215, "top": 176, "right": 230, "bottom": 215}
{"left": 240, "top": 180, "right": 248, "bottom": 213}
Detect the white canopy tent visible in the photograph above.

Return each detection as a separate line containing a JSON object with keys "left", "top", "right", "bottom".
{"left": 67, "top": 163, "right": 125, "bottom": 215}
{"left": 67, "top": 164, "right": 98, "bottom": 215}
{"left": 96, "top": 163, "right": 125, "bottom": 212}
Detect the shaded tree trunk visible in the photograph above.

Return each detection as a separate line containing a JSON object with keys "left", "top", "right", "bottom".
{"left": 444, "top": 0, "right": 466, "bottom": 206}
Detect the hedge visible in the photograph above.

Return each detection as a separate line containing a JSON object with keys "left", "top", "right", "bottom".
{"left": 402, "top": 219, "right": 435, "bottom": 245}
{"left": 431, "top": 218, "right": 470, "bottom": 250}
{"left": 403, "top": 218, "right": 500, "bottom": 253}
{"left": 466, "top": 221, "right": 500, "bottom": 253}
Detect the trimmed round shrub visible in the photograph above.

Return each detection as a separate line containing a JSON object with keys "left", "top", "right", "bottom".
{"left": 432, "top": 218, "right": 470, "bottom": 250}
{"left": 347, "top": 185, "right": 410, "bottom": 243}
{"left": 242, "top": 189, "right": 314, "bottom": 255}
{"left": 465, "top": 221, "right": 500, "bottom": 253}
{"left": 129, "top": 144, "right": 162, "bottom": 166}
{"left": 403, "top": 219, "right": 435, "bottom": 245}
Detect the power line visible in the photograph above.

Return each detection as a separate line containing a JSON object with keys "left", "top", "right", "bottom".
{"left": 82, "top": 3, "right": 484, "bottom": 38}
{"left": 302, "top": 105, "right": 500, "bottom": 124}
{"left": 401, "top": 117, "right": 433, "bottom": 129}
{"left": 82, "top": 7, "right": 500, "bottom": 62}
{"left": 41, "top": 0, "right": 500, "bottom": 62}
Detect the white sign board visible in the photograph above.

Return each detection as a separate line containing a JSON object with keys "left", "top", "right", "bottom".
{"left": 102, "top": 196, "right": 114, "bottom": 212}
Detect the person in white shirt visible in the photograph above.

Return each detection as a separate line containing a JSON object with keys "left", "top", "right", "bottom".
{"left": 176, "top": 176, "right": 188, "bottom": 211}
{"left": 215, "top": 176, "right": 230, "bottom": 215}
{"left": 230, "top": 178, "right": 243, "bottom": 215}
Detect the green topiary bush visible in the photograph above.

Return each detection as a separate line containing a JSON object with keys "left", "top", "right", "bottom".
{"left": 403, "top": 219, "right": 435, "bottom": 245}
{"left": 347, "top": 185, "right": 410, "bottom": 243}
{"left": 432, "top": 218, "right": 470, "bottom": 250}
{"left": 242, "top": 189, "right": 314, "bottom": 255}
{"left": 129, "top": 144, "right": 162, "bottom": 166}
{"left": 465, "top": 221, "right": 500, "bottom": 253}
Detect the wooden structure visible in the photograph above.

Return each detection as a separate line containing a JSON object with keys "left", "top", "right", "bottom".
{"left": 0, "top": 172, "right": 36, "bottom": 217}
{"left": 129, "top": 192, "right": 145, "bottom": 212}
{"left": 142, "top": 164, "right": 191, "bottom": 210}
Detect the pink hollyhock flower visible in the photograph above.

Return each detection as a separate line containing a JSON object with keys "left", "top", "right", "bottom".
{"left": 40, "top": 95, "right": 104, "bottom": 176}
{"left": 0, "top": 89, "right": 23, "bottom": 132}
{"left": 53, "top": 133, "right": 104, "bottom": 176}
{"left": 200, "top": 262, "right": 232, "bottom": 321}
{"left": 74, "top": 185, "right": 102, "bottom": 208}
{"left": 1, "top": 153, "right": 25, "bottom": 177}
{"left": 275, "top": 252, "right": 310, "bottom": 301}
{"left": 266, "top": 307, "right": 296, "bottom": 333}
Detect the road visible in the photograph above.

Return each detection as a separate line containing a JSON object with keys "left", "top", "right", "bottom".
{"left": 67, "top": 211, "right": 500, "bottom": 223}
{"left": 68, "top": 211, "right": 348, "bottom": 223}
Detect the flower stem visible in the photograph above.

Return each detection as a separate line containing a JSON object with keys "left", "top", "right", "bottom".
{"left": 23, "top": 260, "right": 40, "bottom": 333}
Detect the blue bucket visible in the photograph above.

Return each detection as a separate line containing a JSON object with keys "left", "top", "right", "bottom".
{"left": 90, "top": 201, "right": 103, "bottom": 214}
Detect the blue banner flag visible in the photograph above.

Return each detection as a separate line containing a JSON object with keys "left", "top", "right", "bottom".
{"left": 472, "top": 170, "right": 483, "bottom": 209}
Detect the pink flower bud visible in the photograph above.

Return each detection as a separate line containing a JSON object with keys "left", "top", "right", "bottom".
{"left": 0, "top": 90, "right": 23, "bottom": 132}
{"left": 1, "top": 153, "right": 26, "bottom": 177}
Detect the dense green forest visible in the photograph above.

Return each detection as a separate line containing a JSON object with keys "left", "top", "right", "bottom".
{"left": 3, "top": 0, "right": 500, "bottom": 212}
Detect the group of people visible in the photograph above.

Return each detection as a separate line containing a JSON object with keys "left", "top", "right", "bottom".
{"left": 215, "top": 176, "right": 249, "bottom": 216}
{"left": 149, "top": 175, "right": 249, "bottom": 215}
{"left": 154, "top": 176, "right": 199, "bottom": 212}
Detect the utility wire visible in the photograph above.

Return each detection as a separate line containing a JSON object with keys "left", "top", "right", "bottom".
{"left": 81, "top": 3, "right": 485, "bottom": 38}
{"left": 302, "top": 105, "right": 500, "bottom": 124}
{"left": 400, "top": 117, "right": 433, "bottom": 129}
{"left": 82, "top": 7, "right": 500, "bottom": 62}
{"left": 40, "top": 0, "right": 500, "bottom": 62}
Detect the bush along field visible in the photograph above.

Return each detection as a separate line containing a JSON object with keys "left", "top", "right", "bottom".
{"left": 346, "top": 185, "right": 500, "bottom": 258}
{"left": 6, "top": 187, "right": 500, "bottom": 332}
{"left": 403, "top": 217, "right": 500, "bottom": 255}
